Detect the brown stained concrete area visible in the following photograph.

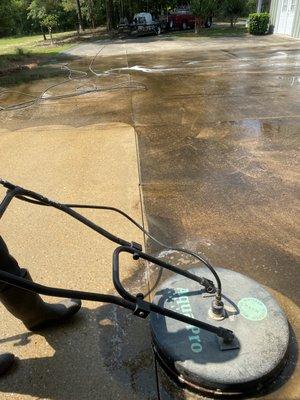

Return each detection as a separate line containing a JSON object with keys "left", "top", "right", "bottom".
{"left": 0, "top": 34, "right": 299, "bottom": 399}
{"left": 130, "top": 42, "right": 300, "bottom": 400}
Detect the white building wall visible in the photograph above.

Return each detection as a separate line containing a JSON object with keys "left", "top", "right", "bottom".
{"left": 291, "top": 0, "right": 300, "bottom": 37}
{"left": 270, "top": 0, "right": 300, "bottom": 37}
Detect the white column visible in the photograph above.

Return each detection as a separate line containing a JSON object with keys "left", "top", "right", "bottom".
{"left": 257, "top": 0, "right": 263, "bottom": 12}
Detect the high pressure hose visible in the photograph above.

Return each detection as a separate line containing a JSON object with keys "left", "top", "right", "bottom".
{"left": 0, "top": 45, "right": 146, "bottom": 112}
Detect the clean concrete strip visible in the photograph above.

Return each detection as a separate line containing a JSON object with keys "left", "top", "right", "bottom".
{"left": 0, "top": 123, "right": 156, "bottom": 399}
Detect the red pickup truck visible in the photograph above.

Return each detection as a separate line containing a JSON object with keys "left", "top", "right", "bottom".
{"left": 167, "top": 7, "right": 195, "bottom": 30}
{"left": 160, "top": 7, "right": 212, "bottom": 31}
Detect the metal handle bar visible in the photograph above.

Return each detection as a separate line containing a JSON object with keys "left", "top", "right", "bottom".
{"left": 0, "top": 180, "right": 130, "bottom": 248}
{"left": 113, "top": 245, "right": 215, "bottom": 303}
{"left": 0, "top": 179, "right": 215, "bottom": 293}
{"left": 0, "top": 269, "right": 234, "bottom": 342}
{"left": 0, "top": 269, "right": 136, "bottom": 309}
{"left": 0, "top": 187, "right": 24, "bottom": 218}
{"left": 112, "top": 245, "right": 234, "bottom": 341}
{"left": 0, "top": 179, "right": 234, "bottom": 342}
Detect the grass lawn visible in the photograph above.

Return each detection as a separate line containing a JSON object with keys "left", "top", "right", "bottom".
{"left": 0, "top": 32, "right": 72, "bottom": 54}
{"left": 170, "top": 25, "right": 248, "bottom": 39}
{"left": 0, "top": 28, "right": 108, "bottom": 73}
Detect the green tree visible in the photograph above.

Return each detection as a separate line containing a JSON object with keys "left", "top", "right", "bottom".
{"left": 10, "top": 0, "right": 33, "bottom": 35}
{"left": 106, "top": 0, "right": 113, "bottom": 30}
{"left": 246, "top": 0, "right": 257, "bottom": 13}
{"left": 28, "top": 0, "right": 56, "bottom": 39}
{"left": 41, "top": 14, "right": 58, "bottom": 43}
{"left": 223, "top": 0, "right": 246, "bottom": 27}
{"left": 85, "top": 0, "right": 95, "bottom": 28}
{"left": 190, "top": 0, "right": 220, "bottom": 32}
{"left": 62, "top": 0, "right": 106, "bottom": 30}
{"left": 76, "top": 0, "right": 84, "bottom": 30}
{"left": 91, "top": 0, "right": 106, "bottom": 26}
{"left": 0, "top": 1, "right": 15, "bottom": 36}
{"left": 62, "top": 0, "right": 86, "bottom": 31}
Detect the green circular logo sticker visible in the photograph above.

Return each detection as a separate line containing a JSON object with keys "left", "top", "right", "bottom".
{"left": 238, "top": 297, "right": 267, "bottom": 321}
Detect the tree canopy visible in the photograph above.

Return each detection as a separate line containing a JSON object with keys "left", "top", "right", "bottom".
{"left": 190, "top": 0, "right": 221, "bottom": 19}
{"left": 0, "top": 0, "right": 106, "bottom": 37}
{"left": 0, "top": 0, "right": 264, "bottom": 38}
{"left": 223, "top": 0, "right": 247, "bottom": 27}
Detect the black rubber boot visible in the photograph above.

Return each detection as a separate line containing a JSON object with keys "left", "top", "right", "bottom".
{"left": 0, "top": 269, "right": 81, "bottom": 331}
{"left": 0, "top": 353, "right": 15, "bottom": 377}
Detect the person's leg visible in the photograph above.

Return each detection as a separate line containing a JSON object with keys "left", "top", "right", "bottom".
{"left": 0, "top": 235, "right": 81, "bottom": 329}
{"left": 0, "top": 236, "right": 21, "bottom": 281}
{"left": 0, "top": 353, "right": 15, "bottom": 377}
{"left": 0, "top": 236, "right": 18, "bottom": 376}
{"left": 0, "top": 235, "right": 81, "bottom": 376}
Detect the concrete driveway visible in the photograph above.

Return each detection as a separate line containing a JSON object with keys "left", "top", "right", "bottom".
{"left": 0, "top": 33, "right": 299, "bottom": 399}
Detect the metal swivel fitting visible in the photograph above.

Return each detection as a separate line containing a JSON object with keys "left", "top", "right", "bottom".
{"left": 209, "top": 298, "right": 226, "bottom": 321}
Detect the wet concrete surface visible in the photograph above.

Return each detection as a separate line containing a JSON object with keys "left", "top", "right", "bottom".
{"left": 0, "top": 34, "right": 299, "bottom": 399}
{"left": 129, "top": 40, "right": 300, "bottom": 400}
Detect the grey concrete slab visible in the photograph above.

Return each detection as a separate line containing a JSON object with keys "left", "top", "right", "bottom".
{"left": 0, "top": 34, "right": 299, "bottom": 400}
{"left": 132, "top": 47, "right": 299, "bottom": 399}
{"left": 0, "top": 124, "right": 157, "bottom": 400}
{"left": 62, "top": 34, "right": 300, "bottom": 59}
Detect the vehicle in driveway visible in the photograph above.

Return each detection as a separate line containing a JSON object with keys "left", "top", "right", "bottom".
{"left": 166, "top": 7, "right": 195, "bottom": 30}
{"left": 159, "top": 6, "right": 212, "bottom": 31}
{"left": 118, "top": 13, "right": 161, "bottom": 36}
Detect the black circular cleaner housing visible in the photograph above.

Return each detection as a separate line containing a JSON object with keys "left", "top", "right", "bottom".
{"left": 150, "top": 267, "right": 290, "bottom": 396}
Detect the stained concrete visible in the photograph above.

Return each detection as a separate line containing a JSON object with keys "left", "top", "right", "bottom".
{"left": 0, "top": 33, "right": 299, "bottom": 399}
{"left": 130, "top": 41, "right": 299, "bottom": 400}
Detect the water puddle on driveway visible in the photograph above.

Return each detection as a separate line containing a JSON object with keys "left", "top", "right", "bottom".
{"left": 277, "top": 75, "right": 300, "bottom": 86}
